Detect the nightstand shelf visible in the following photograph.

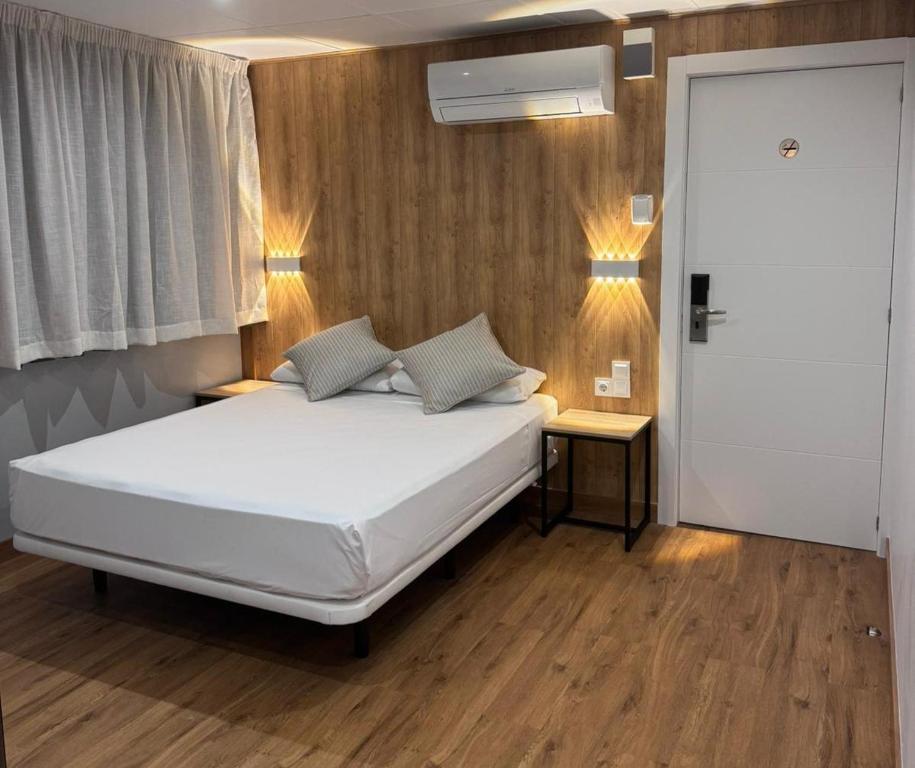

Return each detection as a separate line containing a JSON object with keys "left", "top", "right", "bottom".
{"left": 194, "top": 379, "right": 276, "bottom": 407}
{"left": 540, "top": 409, "right": 652, "bottom": 552}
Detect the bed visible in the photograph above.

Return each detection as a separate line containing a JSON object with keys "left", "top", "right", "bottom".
{"left": 10, "top": 385, "right": 557, "bottom": 655}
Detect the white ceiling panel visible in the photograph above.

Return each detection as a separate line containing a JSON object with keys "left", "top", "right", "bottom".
{"left": 17, "top": 0, "right": 793, "bottom": 59}
{"left": 690, "top": 0, "right": 767, "bottom": 7}
{"left": 391, "top": 0, "right": 565, "bottom": 40}
{"left": 524, "top": 0, "right": 695, "bottom": 17}
{"left": 275, "top": 14, "right": 433, "bottom": 49}
{"left": 520, "top": 0, "right": 622, "bottom": 19}
{"left": 350, "top": 0, "right": 487, "bottom": 15}
{"left": 172, "top": 28, "right": 340, "bottom": 58}
{"left": 598, "top": 0, "right": 697, "bottom": 14}
{"left": 15, "top": 0, "right": 247, "bottom": 36}
{"left": 181, "top": 0, "right": 372, "bottom": 27}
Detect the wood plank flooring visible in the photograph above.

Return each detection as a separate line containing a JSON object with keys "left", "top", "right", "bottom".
{"left": 0, "top": 520, "right": 894, "bottom": 767}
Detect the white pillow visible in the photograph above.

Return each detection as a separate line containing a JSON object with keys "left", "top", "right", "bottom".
{"left": 477, "top": 367, "right": 547, "bottom": 403}
{"left": 353, "top": 364, "right": 400, "bottom": 393}
{"left": 392, "top": 366, "right": 545, "bottom": 404}
{"left": 390, "top": 367, "right": 421, "bottom": 396}
{"left": 270, "top": 360, "right": 401, "bottom": 393}
{"left": 270, "top": 360, "right": 305, "bottom": 384}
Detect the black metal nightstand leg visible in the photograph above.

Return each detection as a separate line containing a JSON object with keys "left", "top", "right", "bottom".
{"left": 566, "top": 439, "right": 574, "bottom": 515}
{"left": 624, "top": 442, "right": 632, "bottom": 552}
{"left": 645, "top": 426, "right": 651, "bottom": 529}
{"left": 540, "top": 432, "right": 549, "bottom": 537}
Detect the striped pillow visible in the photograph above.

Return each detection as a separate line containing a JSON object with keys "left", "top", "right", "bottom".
{"left": 283, "top": 316, "right": 395, "bottom": 402}
{"left": 398, "top": 314, "right": 524, "bottom": 414}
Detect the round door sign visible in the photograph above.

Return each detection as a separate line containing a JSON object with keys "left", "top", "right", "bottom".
{"left": 778, "top": 138, "right": 799, "bottom": 158}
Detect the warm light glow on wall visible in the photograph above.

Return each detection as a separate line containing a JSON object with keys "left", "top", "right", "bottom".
{"left": 571, "top": 189, "right": 657, "bottom": 294}
{"left": 262, "top": 202, "right": 316, "bottom": 278}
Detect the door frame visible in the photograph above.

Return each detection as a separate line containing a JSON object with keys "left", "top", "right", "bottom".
{"left": 658, "top": 37, "right": 913, "bottom": 535}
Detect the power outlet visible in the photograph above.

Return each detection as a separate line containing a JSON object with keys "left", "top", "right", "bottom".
{"left": 595, "top": 360, "right": 632, "bottom": 399}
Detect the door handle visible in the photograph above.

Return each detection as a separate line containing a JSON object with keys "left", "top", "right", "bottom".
{"left": 689, "top": 274, "right": 725, "bottom": 342}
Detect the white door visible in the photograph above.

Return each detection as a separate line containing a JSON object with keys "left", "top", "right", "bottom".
{"left": 679, "top": 64, "right": 903, "bottom": 550}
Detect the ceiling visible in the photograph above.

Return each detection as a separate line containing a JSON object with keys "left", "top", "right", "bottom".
{"left": 13, "top": 0, "right": 785, "bottom": 60}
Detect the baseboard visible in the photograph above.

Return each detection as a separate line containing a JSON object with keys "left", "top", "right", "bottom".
{"left": 886, "top": 537, "right": 903, "bottom": 768}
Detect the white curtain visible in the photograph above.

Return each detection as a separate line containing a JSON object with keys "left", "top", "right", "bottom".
{"left": 0, "top": 3, "right": 267, "bottom": 370}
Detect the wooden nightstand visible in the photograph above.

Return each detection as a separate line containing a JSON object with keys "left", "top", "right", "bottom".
{"left": 194, "top": 379, "right": 276, "bottom": 407}
{"left": 540, "top": 409, "right": 652, "bottom": 552}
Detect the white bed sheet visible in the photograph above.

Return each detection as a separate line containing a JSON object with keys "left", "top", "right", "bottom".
{"left": 10, "top": 387, "right": 557, "bottom": 600}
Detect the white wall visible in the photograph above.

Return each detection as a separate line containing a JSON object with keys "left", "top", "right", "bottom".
{"left": 0, "top": 335, "right": 242, "bottom": 540}
{"left": 881, "top": 39, "right": 915, "bottom": 768}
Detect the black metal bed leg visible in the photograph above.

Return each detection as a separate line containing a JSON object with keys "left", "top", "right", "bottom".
{"left": 92, "top": 569, "right": 108, "bottom": 594}
{"left": 442, "top": 550, "right": 457, "bottom": 580}
{"left": 0, "top": 690, "right": 6, "bottom": 768}
{"left": 498, "top": 499, "right": 516, "bottom": 523}
{"left": 353, "top": 621, "right": 369, "bottom": 658}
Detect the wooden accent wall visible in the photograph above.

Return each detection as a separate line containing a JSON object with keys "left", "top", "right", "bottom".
{"left": 243, "top": 0, "right": 913, "bottom": 501}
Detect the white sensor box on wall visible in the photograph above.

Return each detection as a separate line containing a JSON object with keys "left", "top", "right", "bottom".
{"left": 631, "top": 194, "right": 653, "bottom": 225}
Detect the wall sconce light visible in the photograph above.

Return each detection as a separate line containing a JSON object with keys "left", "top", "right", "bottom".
{"left": 623, "top": 28, "right": 655, "bottom": 80}
{"left": 591, "top": 259, "right": 640, "bottom": 280}
{"left": 631, "top": 194, "right": 653, "bottom": 225}
{"left": 266, "top": 256, "right": 304, "bottom": 273}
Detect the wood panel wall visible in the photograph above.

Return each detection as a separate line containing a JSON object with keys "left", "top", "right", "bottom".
{"left": 243, "top": 0, "right": 913, "bottom": 503}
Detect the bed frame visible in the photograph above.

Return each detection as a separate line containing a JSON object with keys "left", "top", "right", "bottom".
{"left": 14, "top": 458, "right": 552, "bottom": 657}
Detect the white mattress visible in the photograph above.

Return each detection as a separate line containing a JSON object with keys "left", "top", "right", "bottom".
{"left": 10, "top": 387, "right": 557, "bottom": 600}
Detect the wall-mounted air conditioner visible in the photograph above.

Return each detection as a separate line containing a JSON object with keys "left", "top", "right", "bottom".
{"left": 427, "top": 45, "right": 614, "bottom": 125}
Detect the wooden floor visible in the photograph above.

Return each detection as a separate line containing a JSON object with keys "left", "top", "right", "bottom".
{"left": 0, "top": 518, "right": 894, "bottom": 767}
